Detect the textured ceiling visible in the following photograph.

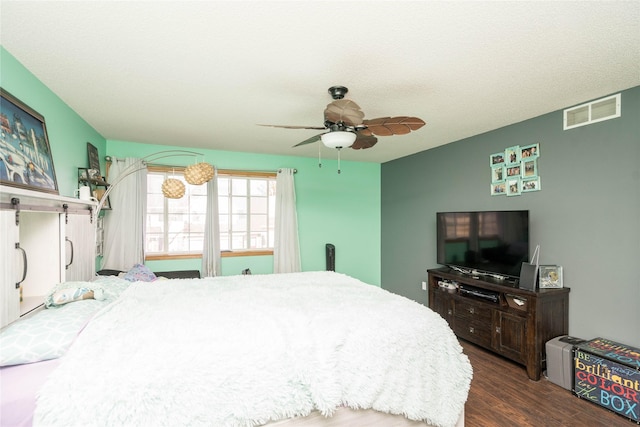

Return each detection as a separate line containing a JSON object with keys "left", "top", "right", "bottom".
{"left": 1, "top": 1, "right": 639, "bottom": 163}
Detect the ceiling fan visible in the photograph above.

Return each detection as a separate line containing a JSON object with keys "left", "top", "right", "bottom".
{"left": 259, "top": 86, "right": 426, "bottom": 151}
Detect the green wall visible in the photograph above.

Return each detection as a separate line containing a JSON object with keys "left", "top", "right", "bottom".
{"left": 107, "top": 141, "right": 381, "bottom": 283}
{"left": 381, "top": 86, "right": 640, "bottom": 347}
{"left": 1, "top": 47, "right": 381, "bottom": 285}
{"left": 1, "top": 47, "right": 107, "bottom": 196}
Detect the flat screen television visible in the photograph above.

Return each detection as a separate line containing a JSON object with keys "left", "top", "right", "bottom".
{"left": 436, "top": 210, "right": 529, "bottom": 279}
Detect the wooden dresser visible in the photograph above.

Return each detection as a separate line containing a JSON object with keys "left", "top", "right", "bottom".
{"left": 428, "top": 267, "right": 570, "bottom": 380}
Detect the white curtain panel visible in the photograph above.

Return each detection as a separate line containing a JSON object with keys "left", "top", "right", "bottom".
{"left": 273, "top": 168, "right": 301, "bottom": 273}
{"left": 102, "top": 158, "right": 147, "bottom": 271}
{"left": 201, "top": 170, "right": 221, "bottom": 277}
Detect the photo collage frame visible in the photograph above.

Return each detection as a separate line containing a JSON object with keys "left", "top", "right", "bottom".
{"left": 490, "top": 143, "right": 541, "bottom": 196}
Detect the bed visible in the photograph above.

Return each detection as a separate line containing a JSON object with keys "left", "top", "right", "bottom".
{"left": 1, "top": 271, "right": 472, "bottom": 427}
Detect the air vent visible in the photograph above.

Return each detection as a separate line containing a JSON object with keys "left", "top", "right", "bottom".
{"left": 564, "top": 93, "right": 621, "bottom": 130}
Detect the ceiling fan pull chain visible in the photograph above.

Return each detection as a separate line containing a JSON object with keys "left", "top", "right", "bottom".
{"left": 318, "top": 141, "right": 322, "bottom": 168}
{"left": 337, "top": 148, "right": 342, "bottom": 174}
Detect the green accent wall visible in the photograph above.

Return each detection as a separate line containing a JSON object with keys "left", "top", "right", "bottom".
{"left": 381, "top": 86, "right": 640, "bottom": 347}
{"left": 1, "top": 47, "right": 381, "bottom": 285}
{"left": 107, "top": 141, "right": 380, "bottom": 284}
{"left": 1, "top": 47, "right": 107, "bottom": 196}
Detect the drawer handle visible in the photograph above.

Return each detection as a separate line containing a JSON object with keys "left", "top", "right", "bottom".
{"left": 469, "top": 326, "right": 475, "bottom": 334}
{"left": 468, "top": 307, "right": 475, "bottom": 315}
{"left": 447, "top": 309, "right": 453, "bottom": 316}
{"left": 496, "top": 326, "right": 501, "bottom": 334}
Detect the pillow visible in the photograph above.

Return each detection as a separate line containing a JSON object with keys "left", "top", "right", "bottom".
{"left": 123, "top": 264, "right": 157, "bottom": 282}
{"left": 47, "top": 287, "right": 105, "bottom": 307}
{"left": 0, "top": 299, "right": 105, "bottom": 366}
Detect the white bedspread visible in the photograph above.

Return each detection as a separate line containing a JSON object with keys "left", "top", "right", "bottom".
{"left": 34, "top": 272, "right": 472, "bottom": 427}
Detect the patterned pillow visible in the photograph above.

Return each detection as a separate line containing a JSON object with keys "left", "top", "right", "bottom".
{"left": 123, "top": 264, "right": 156, "bottom": 282}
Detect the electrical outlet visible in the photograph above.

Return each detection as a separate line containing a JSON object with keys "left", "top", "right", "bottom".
{"left": 421, "top": 281, "right": 427, "bottom": 291}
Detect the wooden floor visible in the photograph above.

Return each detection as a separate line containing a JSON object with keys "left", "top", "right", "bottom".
{"left": 461, "top": 340, "right": 633, "bottom": 426}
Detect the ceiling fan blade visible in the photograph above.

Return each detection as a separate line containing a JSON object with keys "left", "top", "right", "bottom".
{"left": 351, "top": 133, "right": 378, "bottom": 150}
{"left": 324, "top": 99, "right": 365, "bottom": 126}
{"left": 361, "top": 116, "right": 426, "bottom": 136}
{"left": 258, "top": 124, "right": 326, "bottom": 130}
{"left": 293, "top": 133, "right": 324, "bottom": 147}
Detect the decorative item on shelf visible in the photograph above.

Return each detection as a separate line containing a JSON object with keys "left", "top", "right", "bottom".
{"left": 162, "top": 177, "right": 186, "bottom": 199}
{"left": 184, "top": 162, "right": 214, "bottom": 185}
{"left": 539, "top": 265, "right": 563, "bottom": 288}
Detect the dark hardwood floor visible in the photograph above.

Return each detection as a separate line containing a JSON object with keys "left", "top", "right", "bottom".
{"left": 461, "top": 340, "right": 633, "bottom": 426}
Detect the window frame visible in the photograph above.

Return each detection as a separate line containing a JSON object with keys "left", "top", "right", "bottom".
{"left": 144, "top": 166, "right": 276, "bottom": 260}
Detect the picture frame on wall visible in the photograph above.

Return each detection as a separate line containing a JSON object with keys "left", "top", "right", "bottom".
{"left": 490, "top": 152, "right": 505, "bottom": 166}
{"left": 0, "top": 88, "right": 59, "bottom": 194}
{"left": 520, "top": 142, "right": 540, "bottom": 159}
{"left": 491, "top": 164, "right": 505, "bottom": 182}
{"left": 505, "top": 145, "right": 520, "bottom": 165}
{"left": 522, "top": 176, "right": 541, "bottom": 192}
{"left": 491, "top": 181, "right": 506, "bottom": 196}
{"left": 539, "top": 265, "right": 563, "bottom": 288}
{"left": 87, "top": 142, "right": 101, "bottom": 172}
{"left": 506, "top": 178, "right": 521, "bottom": 196}
{"left": 522, "top": 158, "right": 538, "bottom": 178}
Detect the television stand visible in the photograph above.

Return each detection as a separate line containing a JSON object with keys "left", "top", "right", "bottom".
{"left": 428, "top": 267, "right": 570, "bottom": 380}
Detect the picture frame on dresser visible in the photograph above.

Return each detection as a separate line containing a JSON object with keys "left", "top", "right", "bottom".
{"left": 0, "top": 88, "right": 59, "bottom": 194}
{"left": 539, "top": 265, "right": 563, "bottom": 288}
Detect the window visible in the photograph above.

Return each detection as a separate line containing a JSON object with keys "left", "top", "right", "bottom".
{"left": 146, "top": 168, "right": 207, "bottom": 257}
{"left": 145, "top": 167, "right": 276, "bottom": 259}
{"left": 217, "top": 172, "right": 276, "bottom": 253}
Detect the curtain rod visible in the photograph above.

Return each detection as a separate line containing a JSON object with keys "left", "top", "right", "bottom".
{"left": 106, "top": 157, "right": 296, "bottom": 173}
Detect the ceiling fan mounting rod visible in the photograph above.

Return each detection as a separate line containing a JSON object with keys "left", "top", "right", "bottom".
{"left": 328, "top": 85, "right": 348, "bottom": 100}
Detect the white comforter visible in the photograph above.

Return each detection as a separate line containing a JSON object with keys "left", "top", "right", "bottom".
{"left": 34, "top": 272, "right": 472, "bottom": 427}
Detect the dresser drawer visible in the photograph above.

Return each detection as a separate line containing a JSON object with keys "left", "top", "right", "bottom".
{"left": 455, "top": 300, "right": 492, "bottom": 322}
{"left": 454, "top": 316, "right": 492, "bottom": 346}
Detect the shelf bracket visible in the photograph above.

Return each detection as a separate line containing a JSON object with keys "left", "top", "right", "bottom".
{"left": 11, "top": 197, "right": 20, "bottom": 225}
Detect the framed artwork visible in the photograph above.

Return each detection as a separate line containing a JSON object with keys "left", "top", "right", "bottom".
{"left": 522, "top": 176, "right": 541, "bottom": 192}
{"left": 522, "top": 158, "right": 538, "bottom": 178}
{"left": 490, "top": 152, "right": 505, "bottom": 166}
{"left": 491, "top": 181, "right": 506, "bottom": 196}
{"left": 505, "top": 145, "right": 520, "bottom": 165}
{"left": 87, "top": 142, "right": 101, "bottom": 175}
{"left": 506, "top": 178, "right": 521, "bottom": 196}
{"left": 539, "top": 265, "right": 563, "bottom": 288}
{"left": 0, "top": 88, "right": 58, "bottom": 194}
{"left": 520, "top": 143, "right": 540, "bottom": 159}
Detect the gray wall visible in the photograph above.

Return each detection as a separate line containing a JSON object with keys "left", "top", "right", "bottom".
{"left": 381, "top": 86, "right": 640, "bottom": 348}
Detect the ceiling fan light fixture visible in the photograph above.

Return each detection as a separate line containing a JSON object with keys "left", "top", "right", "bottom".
{"left": 320, "top": 131, "right": 356, "bottom": 149}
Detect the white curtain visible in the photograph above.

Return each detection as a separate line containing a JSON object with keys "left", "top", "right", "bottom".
{"left": 102, "top": 158, "right": 147, "bottom": 271}
{"left": 273, "top": 168, "right": 301, "bottom": 273}
{"left": 201, "top": 169, "right": 221, "bottom": 277}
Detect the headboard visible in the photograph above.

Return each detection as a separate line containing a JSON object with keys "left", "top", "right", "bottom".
{"left": 96, "top": 269, "right": 201, "bottom": 279}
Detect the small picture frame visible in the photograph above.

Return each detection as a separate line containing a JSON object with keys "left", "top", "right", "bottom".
{"left": 87, "top": 142, "right": 101, "bottom": 172}
{"left": 522, "top": 158, "right": 538, "bottom": 178}
{"left": 490, "top": 152, "right": 505, "bottom": 166}
{"left": 506, "top": 178, "right": 521, "bottom": 196}
{"left": 506, "top": 164, "right": 521, "bottom": 177}
{"left": 539, "top": 265, "right": 563, "bottom": 288}
{"left": 520, "top": 143, "right": 540, "bottom": 159}
{"left": 491, "top": 164, "right": 505, "bottom": 182}
{"left": 522, "top": 176, "right": 541, "bottom": 192}
{"left": 505, "top": 145, "right": 521, "bottom": 165}
{"left": 491, "top": 181, "right": 506, "bottom": 196}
